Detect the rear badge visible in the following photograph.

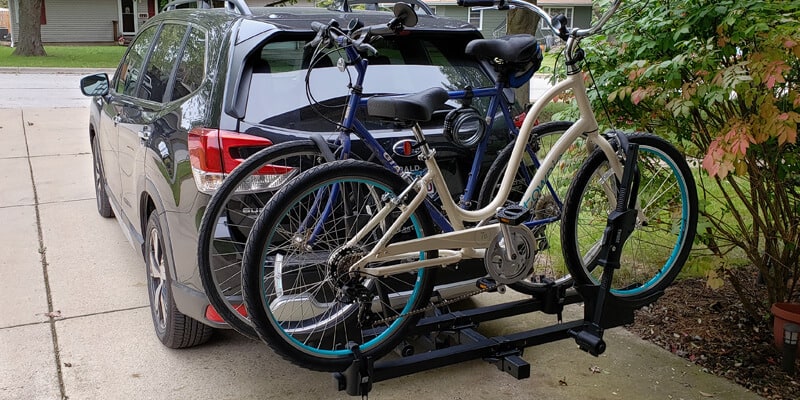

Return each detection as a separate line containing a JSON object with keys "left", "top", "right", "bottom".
{"left": 392, "top": 139, "right": 420, "bottom": 158}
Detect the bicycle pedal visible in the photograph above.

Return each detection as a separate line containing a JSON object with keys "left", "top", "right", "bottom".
{"left": 476, "top": 277, "right": 504, "bottom": 293}
{"left": 496, "top": 204, "right": 531, "bottom": 225}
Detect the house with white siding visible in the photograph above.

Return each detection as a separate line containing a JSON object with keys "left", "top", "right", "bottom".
{"left": 5, "top": 0, "right": 315, "bottom": 45}
{"left": 7, "top": 0, "right": 161, "bottom": 44}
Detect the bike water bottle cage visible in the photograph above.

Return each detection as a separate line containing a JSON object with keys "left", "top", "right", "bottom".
{"left": 465, "top": 34, "right": 542, "bottom": 88}
{"left": 443, "top": 87, "right": 488, "bottom": 148}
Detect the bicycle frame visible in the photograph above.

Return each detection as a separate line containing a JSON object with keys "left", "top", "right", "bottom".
{"left": 344, "top": 52, "right": 625, "bottom": 278}
{"left": 321, "top": 43, "right": 562, "bottom": 232}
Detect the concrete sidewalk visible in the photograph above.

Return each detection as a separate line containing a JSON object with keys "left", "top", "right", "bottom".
{"left": 0, "top": 78, "right": 764, "bottom": 399}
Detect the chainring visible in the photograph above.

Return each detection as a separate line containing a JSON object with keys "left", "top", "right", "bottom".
{"left": 484, "top": 225, "right": 537, "bottom": 284}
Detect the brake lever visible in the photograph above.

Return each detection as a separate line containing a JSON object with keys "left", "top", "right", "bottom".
{"left": 351, "top": 32, "right": 378, "bottom": 56}
{"left": 305, "top": 30, "right": 326, "bottom": 49}
{"left": 358, "top": 42, "right": 378, "bottom": 56}
{"left": 305, "top": 19, "right": 339, "bottom": 49}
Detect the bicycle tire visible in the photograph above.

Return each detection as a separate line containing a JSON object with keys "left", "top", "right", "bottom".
{"left": 197, "top": 140, "right": 327, "bottom": 339}
{"left": 242, "top": 159, "right": 437, "bottom": 372}
{"left": 477, "top": 121, "right": 585, "bottom": 294}
{"left": 561, "top": 134, "right": 698, "bottom": 302}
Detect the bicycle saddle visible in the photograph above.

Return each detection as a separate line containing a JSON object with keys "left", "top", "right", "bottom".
{"left": 367, "top": 87, "right": 449, "bottom": 122}
{"left": 465, "top": 34, "right": 539, "bottom": 64}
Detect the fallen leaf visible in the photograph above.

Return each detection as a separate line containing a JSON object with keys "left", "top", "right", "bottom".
{"left": 589, "top": 365, "right": 602, "bottom": 374}
{"left": 558, "top": 378, "right": 568, "bottom": 386}
{"left": 63, "top": 362, "right": 72, "bottom": 367}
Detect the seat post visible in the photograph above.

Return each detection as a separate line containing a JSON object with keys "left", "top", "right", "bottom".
{"left": 411, "top": 124, "right": 435, "bottom": 160}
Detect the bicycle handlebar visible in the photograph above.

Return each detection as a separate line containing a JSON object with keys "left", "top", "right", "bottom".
{"left": 307, "top": 16, "right": 409, "bottom": 56}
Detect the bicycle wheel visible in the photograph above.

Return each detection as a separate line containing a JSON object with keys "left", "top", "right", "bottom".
{"left": 478, "top": 121, "right": 586, "bottom": 294}
{"left": 197, "top": 140, "right": 327, "bottom": 339}
{"left": 562, "top": 134, "right": 698, "bottom": 302}
{"left": 242, "top": 160, "right": 436, "bottom": 372}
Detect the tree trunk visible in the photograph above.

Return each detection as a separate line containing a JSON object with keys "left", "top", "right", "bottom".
{"left": 12, "top": 0, "right": 47, "bottom": 57}
{"left": 506, "top": 2, "right": 540, "bottom": 107}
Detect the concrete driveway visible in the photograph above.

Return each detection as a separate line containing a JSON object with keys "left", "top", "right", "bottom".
{"left": 0, "top": 70, "right": 764, "bottom": 400}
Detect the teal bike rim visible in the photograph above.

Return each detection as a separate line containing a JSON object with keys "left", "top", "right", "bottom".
{"left": 610, "top": 146, "right": 689, "bottom": 297}
{"left": 260, "top": 177, "right": 426, "bottom": 357}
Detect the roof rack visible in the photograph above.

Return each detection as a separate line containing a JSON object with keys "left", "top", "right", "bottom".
{"left": 162, "top": 0, "right": 252, "bottom": 16}
{"left": 331, "top": 0, "right": 435, "bottom": 16}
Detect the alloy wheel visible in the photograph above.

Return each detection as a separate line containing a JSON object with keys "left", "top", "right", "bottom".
{"left": 147, "top": 227, "right": 168, "bottom": 331}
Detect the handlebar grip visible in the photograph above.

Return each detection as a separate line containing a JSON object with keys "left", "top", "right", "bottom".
{"left": 456, "top": 0, "right": 497, "bottom": 6}
{"left": 310, "top": 21, "right": 327, "bottom": 32}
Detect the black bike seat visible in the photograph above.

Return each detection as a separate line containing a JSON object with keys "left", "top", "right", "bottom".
{"left": 466, "top": 34, "right": 539, "bottom": 64}
{"left": 367, "top": 87, "right": 449, "bottom": 122}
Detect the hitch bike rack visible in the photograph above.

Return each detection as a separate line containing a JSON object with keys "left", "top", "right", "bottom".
{"left": 333, "top": 143, "right": 662, "bottom": 397}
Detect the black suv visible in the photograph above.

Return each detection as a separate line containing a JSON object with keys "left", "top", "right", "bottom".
{"left": 80, "top": 1, "right": 506, "bottom": 348}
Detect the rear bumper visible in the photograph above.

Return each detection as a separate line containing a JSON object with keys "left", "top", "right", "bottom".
{"left": 171, "top": 280, "right": 231, "bottom": 329}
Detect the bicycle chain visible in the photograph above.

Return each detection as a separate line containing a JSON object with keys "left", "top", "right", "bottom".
{"left": 368, "top": 282, "right": 503, "bottom": 327}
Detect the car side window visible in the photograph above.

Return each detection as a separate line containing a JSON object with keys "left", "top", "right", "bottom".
{"left": 114, "top": 25, "right": 158, "bottom": 96}
{"left": 171, "top": 27, "right": 207, "bottom": 101}
{"left": 137, "top": 23, "right": 189, "bottom": 102}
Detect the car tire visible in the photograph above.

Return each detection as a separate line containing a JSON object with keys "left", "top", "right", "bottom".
{"left": 145, "top": 212, "right": 214, "bottom": 348}
{"left": 91, "top": 135, "right": 114, "bottom": 218}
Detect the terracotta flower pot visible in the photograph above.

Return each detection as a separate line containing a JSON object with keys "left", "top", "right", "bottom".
{"left": 772, "top": 302, "right": 800, "bottom": 349}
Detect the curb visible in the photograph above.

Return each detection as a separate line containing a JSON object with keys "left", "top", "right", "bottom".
{"left": 0, "top": 67, "right": 116, "bottom": 75}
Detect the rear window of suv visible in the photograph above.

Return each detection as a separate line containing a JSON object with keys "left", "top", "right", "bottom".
{"left": 243, "top": 34, "right": 493, "bottom": 132}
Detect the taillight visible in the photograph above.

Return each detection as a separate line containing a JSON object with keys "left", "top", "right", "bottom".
{"left": 188, "top": 128, "right": 294, "bottom": 194}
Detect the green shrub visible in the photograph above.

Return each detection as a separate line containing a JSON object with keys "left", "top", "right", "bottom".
{"left": 582, "top": 0, "right": 800, "bottom": 317}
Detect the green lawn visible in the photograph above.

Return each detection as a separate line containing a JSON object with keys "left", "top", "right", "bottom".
{"left": 0, "top": 45, "right": 126, "bottom": 68}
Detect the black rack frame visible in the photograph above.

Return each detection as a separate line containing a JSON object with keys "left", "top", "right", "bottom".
{"left": 333, "top": 141, "right": 661, "bottom": 397}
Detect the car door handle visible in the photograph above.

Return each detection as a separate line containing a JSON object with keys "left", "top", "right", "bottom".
{"left": 138, "top": 126, "right": 152, "bottom": 142}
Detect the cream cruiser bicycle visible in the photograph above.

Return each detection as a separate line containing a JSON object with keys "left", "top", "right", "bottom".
{"left": 240, "top": 0, "right": 698, "bottom": 372}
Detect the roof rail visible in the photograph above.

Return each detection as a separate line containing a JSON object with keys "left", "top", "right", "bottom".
{"left": 332, "top": 0, "right": 435, "bottom": 16}
{"left": 162, "top": 0, "right": 252, "bottom": 16}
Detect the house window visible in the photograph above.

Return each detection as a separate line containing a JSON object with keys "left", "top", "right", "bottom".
{"left": 542, "top": 7, "right": 574, "bottom": 29}
{"left": 468, "top": 8, "right": 482, "bottom": 30}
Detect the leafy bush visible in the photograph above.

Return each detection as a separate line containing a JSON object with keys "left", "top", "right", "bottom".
{"left": 582, "top": 0, "right": 800, "bottom": 317}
